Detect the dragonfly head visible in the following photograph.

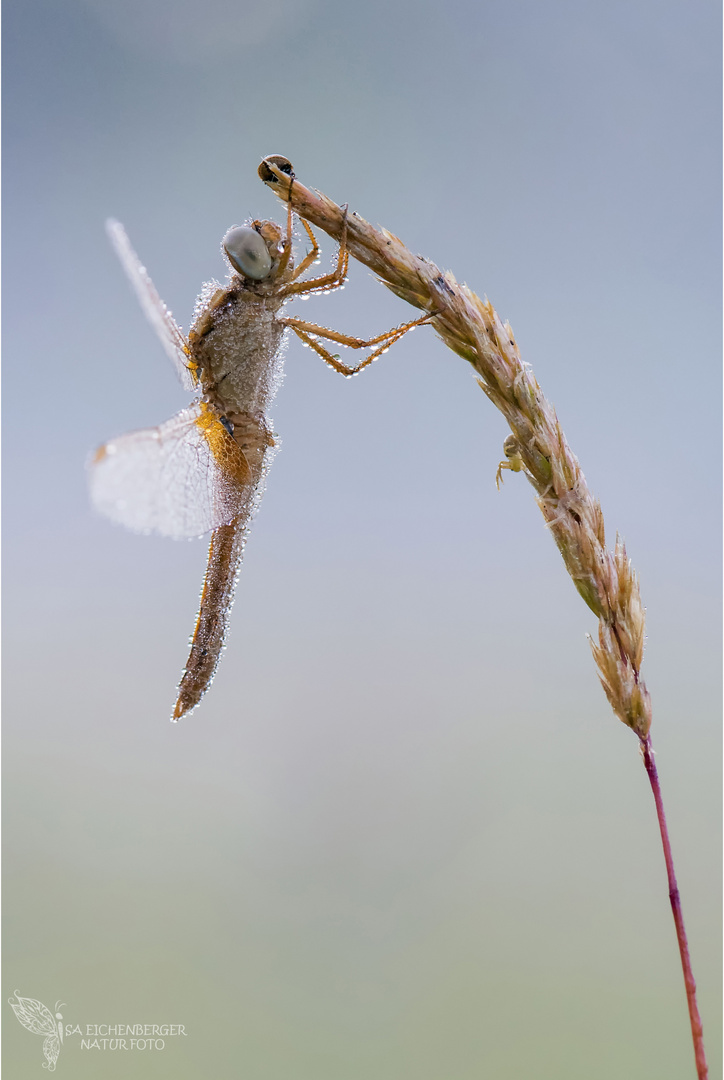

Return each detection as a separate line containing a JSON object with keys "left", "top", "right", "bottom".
{"left": 222, "top": 220, "right": 290, "bottom": 282}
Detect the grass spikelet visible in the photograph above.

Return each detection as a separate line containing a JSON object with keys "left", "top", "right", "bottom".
{"left": 259, "top": 156, "right": 708, "bottom": 1078}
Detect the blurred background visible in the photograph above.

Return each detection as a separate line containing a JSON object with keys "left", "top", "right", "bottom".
{"left": 3, "top": 0, "right": 720, "bottom": 1076}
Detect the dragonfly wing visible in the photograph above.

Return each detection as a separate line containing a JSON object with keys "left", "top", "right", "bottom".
{"left": 106, "top": 219, "right": 199, "bottom": 391}
{"left": 89, "top": 403, "right": 252, "bottom": 539}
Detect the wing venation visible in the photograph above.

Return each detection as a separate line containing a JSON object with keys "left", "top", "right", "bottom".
{"left": 106, "top": 219, "right": 199, "bottom": 390}
{"left": 89, "top": 404, "right": 251, "bottom": 538}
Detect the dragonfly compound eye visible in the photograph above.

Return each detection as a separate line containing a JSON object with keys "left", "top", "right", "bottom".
{"left": 223, "top": 226, "right": 272, "bottom": 280}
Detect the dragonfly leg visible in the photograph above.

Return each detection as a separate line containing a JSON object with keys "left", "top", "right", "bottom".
{"left": 289, "top": 218, "right": 322, "bottom": 281}
{"left": 279, "top": 208, "right": 349, "bottom": 298}
{"left": 274, "top": 196, "right": 296, "bottom": 278}
{"left": 281, "top": 309, "right": 436, "bottom": 377}
{"left": 269, "top": 159, "right": 320, "bottom": 282}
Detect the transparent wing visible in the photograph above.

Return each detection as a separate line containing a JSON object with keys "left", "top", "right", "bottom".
{"left": 8, "top": 993, "right": 57, "bottom": 1036}
{"left": 106, "top": 219, "right": 199, "bottom": 391}
{"left": 89, "top": 403, "right": 252, "bottom": 539}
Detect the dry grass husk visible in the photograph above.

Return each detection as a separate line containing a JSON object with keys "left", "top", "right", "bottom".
{"left": 259, "top": 156, "right": 651, "bottom": 739}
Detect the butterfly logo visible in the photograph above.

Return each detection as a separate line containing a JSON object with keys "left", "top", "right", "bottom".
{"left": 8, "top": 991, "right": 64, "bottom": 1071}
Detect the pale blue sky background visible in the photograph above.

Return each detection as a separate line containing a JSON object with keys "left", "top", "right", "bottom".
{"left": 4, "top": 0, "right": 721, "bottom": 1077}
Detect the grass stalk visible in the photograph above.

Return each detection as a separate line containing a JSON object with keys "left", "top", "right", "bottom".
{"left": 641, "top": 736, "right": 708, "bottom": 1078}
{"left": 258, "top": 156, "right": 708, "bottom": 1078}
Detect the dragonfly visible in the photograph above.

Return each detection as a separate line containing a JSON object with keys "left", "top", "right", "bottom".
{"left": 89, "top": 158, "right": 435, "bottom": 721}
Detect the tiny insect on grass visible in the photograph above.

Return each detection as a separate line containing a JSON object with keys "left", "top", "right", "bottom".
{"left": 89, "top": 157, "right": 437, "bottom": 721}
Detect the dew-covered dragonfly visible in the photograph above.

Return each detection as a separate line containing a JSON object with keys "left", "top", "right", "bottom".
{"left": 89, "top": 158, "right": 434, "bottom": 721}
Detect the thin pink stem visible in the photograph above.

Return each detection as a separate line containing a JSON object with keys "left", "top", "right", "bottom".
{"left": 641, "top": 735, "right": 708, "bottom": 1079}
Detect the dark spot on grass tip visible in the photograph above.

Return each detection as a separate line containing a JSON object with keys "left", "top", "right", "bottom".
{"left": 258, "top": 156, "right": 294, "bottom": 183}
